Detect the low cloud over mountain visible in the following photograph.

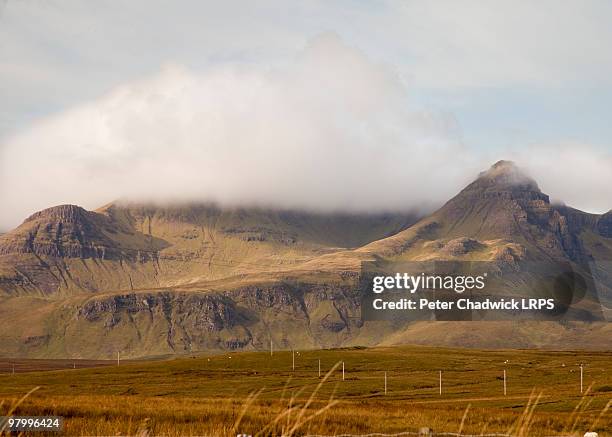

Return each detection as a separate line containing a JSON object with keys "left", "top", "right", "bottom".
{"left": 0, "top": 34, "right": 473, "bottom": 229}
{"left": 1, "top": 34, "right": 611, "bottom": 231}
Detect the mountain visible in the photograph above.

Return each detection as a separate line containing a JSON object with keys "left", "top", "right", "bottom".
{"left": 353, "top": 161, "right": 612, "bottom": 346}
{"left": 360, "top": 160, "right": 606, "bottom": 263}
{"left": 0, "top": 202, "right": 418, "bottom": 296}
{"left": 0, "top": 161, "right": 610, "bottom": 358}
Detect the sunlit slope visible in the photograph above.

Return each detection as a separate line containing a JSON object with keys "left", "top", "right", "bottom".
{"left": 295, "top": 161, "right": 612, "bottom": 352}
{"left": 357, "top": 161, "right": 605, "bottom": 262}
{"left": 1, "top": 161, "right": 611, "bottom": 358}
{"left": 0, "top": 202, "right": 417, "bottom": 296}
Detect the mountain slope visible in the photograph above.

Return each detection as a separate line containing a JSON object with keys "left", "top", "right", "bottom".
{"left": 358, "top": 160, "right": 606, "bottom": 264}
{"left": 0, "top": 161, "right": 610, "bottom": 358}
{"left": 0, "top": 202, "right": 417, "bottom": 296}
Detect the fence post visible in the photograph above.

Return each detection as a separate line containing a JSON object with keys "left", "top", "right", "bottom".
{"left": 384, "top": 371, "right": 387, "bottom": 395}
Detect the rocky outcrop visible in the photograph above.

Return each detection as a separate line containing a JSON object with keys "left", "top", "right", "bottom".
{"left": 58, "top": 280, "right": 362, "bottom": 357}
{"left": 24, "top": 204, "right": 91, "bottom": 224}
{"left": 75, "top": 291, "right": 249, "bottom": 353}
{"left": 442, "top": 238, "right": 484, "bottom": 256}
{"left": 464, "top": 160, "right": 549, "bottom": 202}
{"left": 79, "top": 292, "right": 239, "bottom": 332}
{"left": 0, "top": 204, "right": 164, "bottom": 261}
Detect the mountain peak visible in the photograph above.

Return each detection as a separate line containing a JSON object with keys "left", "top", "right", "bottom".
{"left": 491, "top": 159, "right": 516, "bottom": 169}
{"left": 425, "top": 160, "right": 551, "bottom": 241}
{"left": 472, "top": 160, "right": 541, "bottom": 193}
{"left": 24, "top": 204, "right": 89, "bottom": 224}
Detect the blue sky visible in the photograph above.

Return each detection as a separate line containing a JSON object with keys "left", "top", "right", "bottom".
{"left": 1, "top": 0, "right": 612, "bottom": 228}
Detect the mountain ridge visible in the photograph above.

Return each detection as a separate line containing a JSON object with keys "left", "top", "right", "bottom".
{"left": 358, "top": 161, "right": 605, "bottom": 263}
{"left": 0, "top": 161, "right": 610, "bottom": 358}
{"left": 0, "top": 202, "right": 418, "bottom": 296}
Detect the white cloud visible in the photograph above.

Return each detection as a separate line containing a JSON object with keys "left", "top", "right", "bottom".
{"left": 2, "top": 2, "right": 612, "bottom": 230}
{"left": 512, "top": 145, "right": 612, "bottom": 214}
{"left": 3, "top": 0, "right": 612, "bottom": 138}
{"left": 0, "top": 34, "right": 476, "bottom": 229}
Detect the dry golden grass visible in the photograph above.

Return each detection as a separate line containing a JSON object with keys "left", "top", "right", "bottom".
{"left": 1, "top": 346, "right": 610, "bottom": 436}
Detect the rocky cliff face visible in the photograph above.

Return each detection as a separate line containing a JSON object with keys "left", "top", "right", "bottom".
{"left": 0, "top": 205, "right": 109, "bottom": 258}
{"left": 0, "top": 204, "right": 165, "bottom": 260}
{"left": 77, "top": 291, "right": 247, "bottom": 352}
{"left": 441, "top": 161, "right": 590, "bottom": 250}
{"left": 12, "top": 279, "right": 361, "bottom": 358}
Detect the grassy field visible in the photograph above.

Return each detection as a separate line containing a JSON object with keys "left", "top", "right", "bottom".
{"left": 0, "top": 358, "right": 127, "bottom": 374}
{"left": 0, "top": 346, "right": 610, "bottom": 436}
